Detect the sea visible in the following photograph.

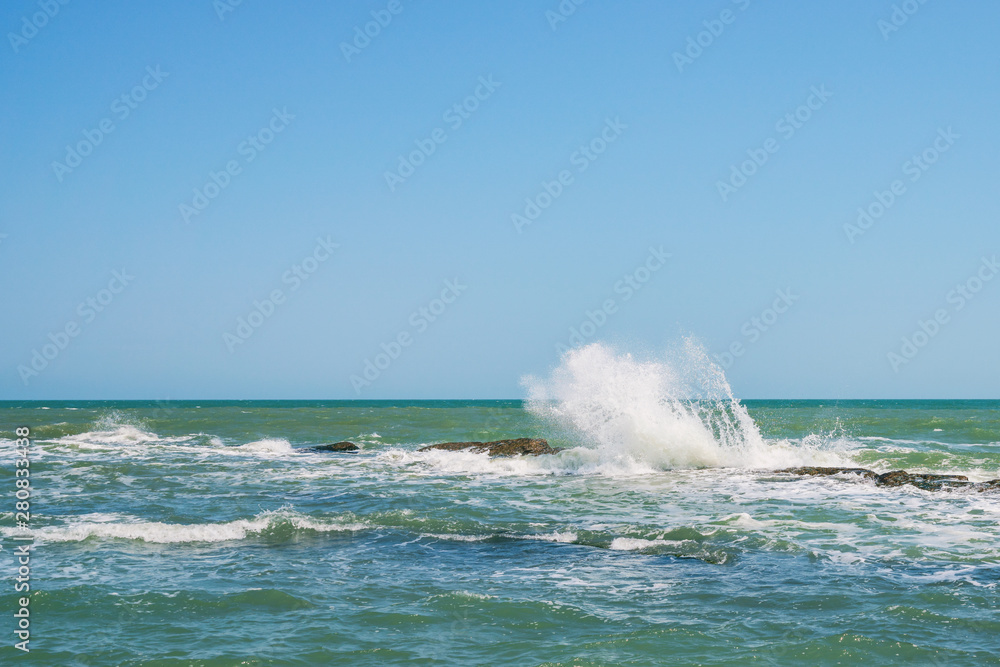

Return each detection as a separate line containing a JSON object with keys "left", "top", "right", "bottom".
{"left": 1, "top": 344, "right": 998, "bottom": 665}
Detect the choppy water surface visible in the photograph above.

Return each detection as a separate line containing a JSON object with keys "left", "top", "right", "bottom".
{"left": 2, "top": 349, "right": 999, "bottom": 665}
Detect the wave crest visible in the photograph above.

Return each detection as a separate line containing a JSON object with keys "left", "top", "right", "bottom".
{"left": 524, "top": 340, "right": 788, "bottom": 469}
{"left": 5, "top": 510, "right": 367, "bottom": 544}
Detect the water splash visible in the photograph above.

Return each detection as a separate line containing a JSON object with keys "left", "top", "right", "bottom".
{"left": 54, "top": 411, "right": 164, "bottom": 447}
{"left": 523, "top": 339, "right": 769, "bottom": 469}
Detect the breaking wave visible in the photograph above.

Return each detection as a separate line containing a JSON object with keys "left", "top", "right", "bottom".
{"left": 42, "top": 412, "right": 301, "bottom": 458}
{"left": 5, "top": 510, "right": 368, "bottom": 544}
{"left": 522, "top": 340, "right": 849, "bottom": 470}
{"left": 236, "top": 438, "right": 296, "bottom": 455}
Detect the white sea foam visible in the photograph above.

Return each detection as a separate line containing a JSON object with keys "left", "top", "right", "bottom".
{"left": 609, "top": 537, "right": 674, "bottom": 551}
{"left": 53, "top": 424, "right": 167, "bottom": 447}
{"left": 522, "top": 530, "right": 578, "bottom": 543}
{"left": 422, "top": 530, "right": 578, "bottom": 544}
{"left": 49, "top": 411, "right": 197, "bottom": 451}
{"left": 45, "top": 411, "right": 301, "bottom": 460}
{"left": 452, "top": 591, "right": 493, "bottom": 600}
{"left": 2, "top": 509, "right": 368, "bottom": 544}
{"left": 422, "top": 533, "right": 491, "bottom": 542}
{"left": 236, "top": 438, "right": 295, "bottom": 455}
{"left": 898, "top": 566, "right": 996, "bottom": 587}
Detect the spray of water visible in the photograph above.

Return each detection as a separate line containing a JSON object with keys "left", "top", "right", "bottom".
{"left": 522, "top": 339, "right": 770, "bottom": 469}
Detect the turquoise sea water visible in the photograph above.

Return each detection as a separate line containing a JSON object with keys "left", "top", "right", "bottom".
{"left": 2, "top": 398, "right": 999, "bottom": 665}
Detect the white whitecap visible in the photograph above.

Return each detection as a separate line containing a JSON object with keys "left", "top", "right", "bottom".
{"left": 236, "top": 438, "right": 295, "bottom": 455}
{"left": 609, "top": 537, "right": 673, "bottom": 551}
{"left": 2, "top": 509, "right": 367, "bottom": 544}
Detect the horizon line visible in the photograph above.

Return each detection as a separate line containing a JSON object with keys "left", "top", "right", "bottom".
{"left": 2, "top": 397, "right": 999, "bottom": 402}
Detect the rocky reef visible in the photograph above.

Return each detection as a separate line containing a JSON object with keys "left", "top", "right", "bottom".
{"left": 310, "top": 441, "right": 360, "bottom": 452}
{"left": 777, "top": 466, "right": 1000, "bottom": 492}
{"left": 418, "top": 438, "right": 562, "bottom": 457}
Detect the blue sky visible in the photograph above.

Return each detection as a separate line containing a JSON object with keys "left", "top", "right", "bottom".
{"left": 2, "top": 0, "right": 999, "bottom": 399}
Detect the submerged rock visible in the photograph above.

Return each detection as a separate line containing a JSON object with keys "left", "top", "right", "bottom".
{"left": 777, "top": 466, "right": 878, "bottom": 481}
{"left": 310, "top": 441, "right": 360, "bottom": 452}
{"left": 776, "top": 467, "right": 998, "bottom": 492}
{"left": 418, "top": 438, "right": 562, "bottom": 457}
{"left": 876, "top": 470, "right": 969, "bottom": 490}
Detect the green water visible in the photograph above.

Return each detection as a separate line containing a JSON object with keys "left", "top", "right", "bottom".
{"left": 1, "top": 400, "right": 999, "bottom": 665}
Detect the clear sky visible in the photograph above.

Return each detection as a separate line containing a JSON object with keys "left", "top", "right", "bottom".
{"left": 2, "top": 0, "right": 998, "bottom": 400}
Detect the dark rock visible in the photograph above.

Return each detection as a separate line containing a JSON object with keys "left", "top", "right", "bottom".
{"left": 777, "top": 467, "right": 982, "bottom": 492}
{"left": 873, "top": 470, "right": 911, "bottom": 487}
{"left": 310, "top": 441, "right": 359, "bottom": 452}
{"left": 485, "top": 438, "right": 564, "bottom": 457}
{"left": 876, "top": 470, "right": 969, "bottom": 490}
{"left": 418, "top": 438, "right": 562, "bottom": 457}
{"left": 973, "top": 479, "right": 1000, "bottom": 493}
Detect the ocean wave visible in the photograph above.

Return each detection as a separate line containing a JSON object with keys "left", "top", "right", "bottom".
{"left": 1, "top": 508, "right": 738, "bottom": 563}
{"left": 420, "top": 530, "right": 579, "bottom": 545}
{"left": 39, "top": 415, "right": 304, "bottom": 460}
{"left": 2, "top": 509, "right": 368, "bottom": 544}
{"left": 519, "top": 341, "right": 863, "bottom": 472}
{"left": 235, "top": 438, "right": 295, "bottom": 455}
{"left": 51, "top": 424, "right": 177, "bottom": 448}
{"left": 32, "top": 585, "right": 317, "bottom": 613}
{"left": 421, "top": 533, "right": 492, "bottom": 542}
{"left": 609, "top": 537, "right": 675, "bottom": 551}
{"left": 520, "top": 530, "right": 579, "bottom": 543}
{"left": 6, "top": 504, "right": 990, "bottom": 568}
